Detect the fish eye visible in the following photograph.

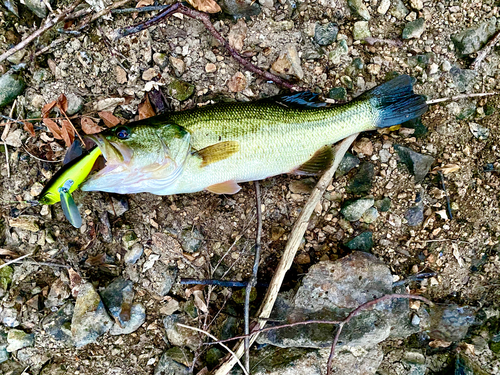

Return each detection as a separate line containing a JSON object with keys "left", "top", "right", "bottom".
{"left": 115, "top": 127, "right": 130, "bottom": 140}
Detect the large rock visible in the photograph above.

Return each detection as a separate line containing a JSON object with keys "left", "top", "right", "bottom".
{"left": 452, "top": 17, "right": 498, "bottom": 56}
{"left": 394, "top": 145, "right": 434, "bottom": 183}
{"left": 41, "top": 302, "right": 74, "bottom": 343}
{"left": 71, "top": 283, "right": 113, "bottom": 347}
{"left": 0, "top": 72, "right": 25, "bottom": 108}
{"left": 257, "top": 252, "right": 417, "bottom": 348}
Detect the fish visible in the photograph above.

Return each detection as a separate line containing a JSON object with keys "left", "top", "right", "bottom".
{"left": 54, "top": 75, "right": 427, "bottom": 198}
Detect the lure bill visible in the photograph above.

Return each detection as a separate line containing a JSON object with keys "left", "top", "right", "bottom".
{"left": 38, "top": 146, "right": 101, "bottom": 227}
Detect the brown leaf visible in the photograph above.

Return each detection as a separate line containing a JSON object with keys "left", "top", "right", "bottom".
{"left": 60, "top": 120, "right": 75, "bottom": 147}
{"left": 186, "top": 0, "right": 221, "bottom": 13}
{"left": 0, "top": 248, "right": 18, "bottom": 256}
{"left": 68, "top": 268, "right": 83, "bottom": 297}
{"left": 228, "top": 18, "right": 247, "bottom": 51}
{"left": 136, "top": 0, "right": 154, "bottom": 7}
{"left": 192, "top": 289, "right": 208, "bottom": 313}
{"left": 42, "top": 118, "right": 63, "bottom": 140}
{"left": 431, "top": 164, "right": 460, "bottom": 175}
{"left": 429, "top": 339, "right": 452, "bottom": 348}
{"left": 57, "top": 93, "right": 68, "bottom": 113}
{"left": 138, "top": 95, "right": 156, "bottom": 120}
{"left": 42, "top": 101, "right": 57, "bottom": 118}
{"left": 23, "top": 121, "right": 35, "bottom": 137}
{"left": 81, "top": 117, "right": 103, "bottom": 134}
{"left": 98, "top": 111, "right": 121, "bottom": 128}
{"left": 227, "top": 72, "right": 247, "bottom": 92}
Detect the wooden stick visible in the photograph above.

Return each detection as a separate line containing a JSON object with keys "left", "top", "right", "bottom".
{"left": 212, "top": 133, "right": 359, "bottom": 375}
{"left": 426, "top": 92, "right": 497, "bottom": 105}
{"left": 471, "top": 29, "right": 500, "bottom": 71}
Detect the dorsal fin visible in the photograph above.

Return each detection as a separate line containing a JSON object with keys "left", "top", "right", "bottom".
{"left": 206, "top": 180, "right": 241, "bottom": 194}
{"left": 269, "top": 91, "right": 327, "bottom": 109}
{"left": 292, "top": 145, "right": 334, "bottom": 175}
{"left": 195, "top": 141, "right": 240, "bottom": 167}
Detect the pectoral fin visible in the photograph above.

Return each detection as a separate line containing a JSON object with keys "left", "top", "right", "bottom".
{"left": 292, "top": 145, "right": 334, "bottom": 175}
{"left": 196, "top": 141, "right": 240, "bottom": 167}
{"left": 206, "top": 180, "right": 241, "bottom": 194}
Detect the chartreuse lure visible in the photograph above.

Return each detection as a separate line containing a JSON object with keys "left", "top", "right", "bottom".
{"left": 38, "top": 147, "right": 101, "bottom": 228}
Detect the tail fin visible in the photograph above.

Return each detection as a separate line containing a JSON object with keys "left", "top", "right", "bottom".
{"left": 362, "top": 74, "right": 428, "bottom": 128}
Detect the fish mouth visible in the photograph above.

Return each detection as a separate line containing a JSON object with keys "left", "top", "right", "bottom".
{"left": 84, "top": 134, "right": 133, "bottom": 175}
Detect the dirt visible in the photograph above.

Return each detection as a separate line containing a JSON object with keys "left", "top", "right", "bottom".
{"left": 1, "top": 0, "right": 500, "bottom": 373}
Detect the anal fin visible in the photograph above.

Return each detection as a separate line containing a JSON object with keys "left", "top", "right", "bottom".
{"left": 206, "top": 180, "right": 241, "bottom": 194}
{"left": 292, "top": 145, "right": 334, "bottom": 175}
{"left": 196, "top": 141, "right": 240, "bottom": 167}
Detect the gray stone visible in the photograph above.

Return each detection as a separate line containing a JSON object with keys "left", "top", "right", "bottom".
{"left": 71, "top": 283, "right": 113, "bottom": 348}
{"left": 405, "top": 201, "right": 424, "bottom": 226}
{"left": 145, "top": 261, "right": 177, "bottom": 297}
{"left": 424, "top": 304, "right": 475, "bottom": 342}
{"left": 394, "top": 144, "right": 435, "bottom": 183}
{"left": 0, "top": 307, "right": 19, "bottom": 327}
{"left": 220, "top": 0, "right": 261, "bottom": 19}
{"left": 167, "top": 80, "right": 195, "bottom": 101}
{"left": 402, "top": 18, "right": 425, "bottom": 39}
{"left": 469, "top": 122, "right": 489, "bottom": 140}
{"left": 106, "top": 196, "right": 129, "bottom": 217}
{"left": 450, "top": 67, "right": 478, "bottom": 93}
{"left": 154, "top": 347, "right": 192, "bottom": 375}
{"left": 40, "top": 363, "right": 67, "bottom": 375}
{"left": 353, "top": 21, "right": 371, "bottom": 40}
{"left": 179, "top": 226, "right": 204, "bottom": 253}
{"left": 348, "top": 0, "right": 371, "bottom": 20}
{"left": 452, "top": 17, "right": 498, "bottom": 56}
{"left": 163, "top": 314, "right": 203, "bottom": 350}
{"left": 389, "top": 0, "right": 409, "bottom": 20}
{"left": 329, "top": 40, "right": 349, "bottom": 64}
{"left": 314, "top": 23, "right": 339, "bottom": 46}
{"left": 258, "top": 252, "right": 415, "bottom": 348}
{"left": 328, "top": 87, "right": 347, "bottom": 101}
{"left": 289, "top": 178, "right": 315, "bottom": 194}
{"left": 100, "top": 277, "right": 134, "bottom": 327}
{"left": 0, "top": 328, "right": 9, "bottom": 363}
{"left": 41, "top": 302, "right": 74, "bottom": 343}
{"left": 110, "top": 303, "right": 146, "bottom": 335}
{"left": 6, "top": 330, "right": 34, "bottom": 352}
{"left": 65, "top": 93, "right": 84, "bottom": 115}
{"left": 336, "top": 152, "right": 360, "bottom": 177}
{"left": 25, "top": 0, "right": 47, "bottom": 18}
{"left": 45, "top": 278, "right": 71, "bottom": 309}
{"left": 341, "top": 198, "right": 374, "bottom": 221}
{"left": 377, "top": 0, "right": 391, "bottom": 15}
{"left": 362, "top": 207, "right": 378, "bottom": 223}
{"left": 124, "top": 243, "right": 144, "bottom": 264}
{"left": 375, "top": 197, "right": 391, "bottom": 212}
{"left": 347, "top": 162, "right": 375, "bottom": 194}
{"left": 0, "top": 72, "right": 25, "bottom": 108}
{"left": 346, "top": 232, "right": 373, "bottom": 251}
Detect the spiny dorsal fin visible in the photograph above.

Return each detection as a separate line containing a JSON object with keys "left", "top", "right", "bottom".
{"left": 292, "top": 145, "right": 334, "bottom": 175}
{"left": 272, "top": 91, "right": 327, "bottom": 109}
{"left": 206, "top": 180, "right": 241, "bottom": 194}
{"left": 196, "top": 141, "right": 240, "bottom": 167}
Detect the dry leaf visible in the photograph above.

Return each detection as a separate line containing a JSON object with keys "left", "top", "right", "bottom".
{"left": 60, "top": 120, "right": 75, "bottom": 147}
{"left": 429, "top": 339, "right": 452, "bottom": 348}
{"left": 42, "top": 118, "right": 63, "bottom": 140}
{"left": 23, "top": 121, "right": 35, "bottom": 137}
{"left": 138, "top": 95, "right": 156, "bottom": 120}
{"left": 0, "top": 248, "right": 18, "bottom": 257}
{"left": 227, "top": 72, "right": 247, "bottom": 92}
{"left": 42, "top": 100, "right": 57, "bottom": 117}
{"left": 68, "top": 268, "right": 83, "bottom": 297}
{"left": 228, "top": 18, "right": 247, "bottom": 51}
{"left": 136, "top": 0, "right": 154, "bottom": 7}
{"left": 186, "top": 0, "right": 221, "bottom": 13}
{"left": 193, "top": 289, "right": 208, "bottom": 313}
{"left": 98, "top": 111, "right": 121, "bottom": 128}
{"left": 81, "top": 117, "right": 103, "bottom": 134}
{"left": 57, "top": 93, "right": 68, "bottom": 113}
{"left": 432, "top": 164, "right": 460, "bottom": 175}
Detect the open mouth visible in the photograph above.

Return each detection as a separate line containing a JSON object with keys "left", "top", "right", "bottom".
{"left": 84, "top": 134, "right": 133, "bottom": 177}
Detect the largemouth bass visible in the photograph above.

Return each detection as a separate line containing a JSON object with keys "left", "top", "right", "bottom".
{"left": 45, "top": 75, "right": 428, "bottom": 198}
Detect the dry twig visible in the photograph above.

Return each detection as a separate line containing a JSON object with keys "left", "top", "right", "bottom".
{"left": 114, "top": 3, "right": 301, "bottom": 91}
{"left": 244, "top": 181, "right": 263, "bottom": 372}
{"left": 0, "top": 0, "right": 84, "bottom": 63}
{"left": 426, "top": 92, "right": 497, "bottom": 105}
{"left": 0, "top": 253, "right": 32, "bottom": 269}
{"left": 471, "top": 29, "right": 500, "bottom": 71}
{"left": 213, "top": 133, "right": 359, "bottom": 375}
{"left": 176, "top": 323, "right": 249, "bottom": 375}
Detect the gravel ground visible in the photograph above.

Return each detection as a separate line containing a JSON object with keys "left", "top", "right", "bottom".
{"left": 0, "top": 0, "right": 500, "bottom": 373}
